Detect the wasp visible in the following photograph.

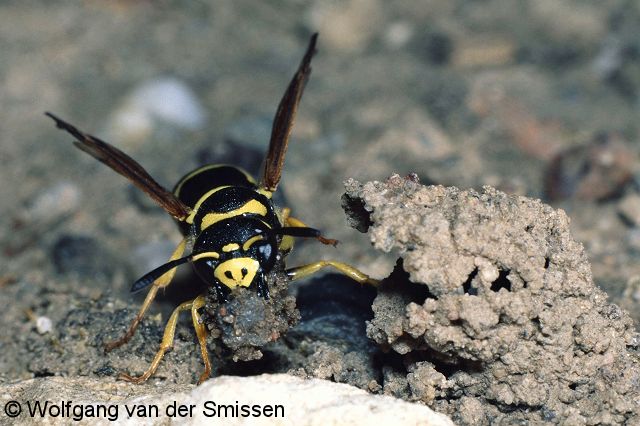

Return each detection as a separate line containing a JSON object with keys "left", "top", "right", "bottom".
{"left": 46, "top": 34, "right": 378, "bottom": 384}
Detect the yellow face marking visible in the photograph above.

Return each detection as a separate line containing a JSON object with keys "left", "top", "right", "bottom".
{"left": 222, "top": 243, "right": 240, "bottom": 252}
{"left": 192, "top": 251, "right": 220, "bottom": 261}
{"left": 200, "top": 199, "right": 268, "bottom": 230}
{"left": 242, "top": 235, "right": 265, "bottom": 251}
{"left": 214, "top": 258, "right": 260, "bottom": 289}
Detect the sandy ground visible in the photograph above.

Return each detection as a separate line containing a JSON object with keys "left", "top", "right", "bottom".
{"left": 1, "top": 1, "right": 640, "bottom": 424}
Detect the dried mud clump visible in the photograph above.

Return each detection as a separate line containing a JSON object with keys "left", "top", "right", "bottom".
{"left": 343, "top": 174, "right": 640, "bottom": 425}
{"left": 202, "top": 261, "right": 300, "bottom": 363}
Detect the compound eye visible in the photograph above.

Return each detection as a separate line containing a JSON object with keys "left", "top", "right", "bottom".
{"left": 257, "top": 243, "right": 273, "bottom": 263}
{"left": 192, "top": 259, "right": 218, "bottom": 286}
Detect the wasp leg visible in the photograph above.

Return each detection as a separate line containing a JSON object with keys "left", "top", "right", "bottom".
{"left": 191, "top": 295, "right": 212, "bottom": 384}
{"left": 280, "top": 207, "right": 338, "bottom": 247}
{"left": 286, "top": 261, "right": 379, "bottom": 286}
{"left": 119, "top": 298, "right": 195, "bottom": 384}
{"left": 105, "top": 237, "right": 188, "bottom": 352}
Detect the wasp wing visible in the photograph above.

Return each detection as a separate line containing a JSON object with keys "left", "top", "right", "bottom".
{"left": 46, "top": 112, "right": 191, "bottom": 221}
{"left": 261, "top": 33, "right": 318, "bottom": 192}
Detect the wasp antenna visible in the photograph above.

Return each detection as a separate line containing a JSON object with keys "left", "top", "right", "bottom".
{"left": 130, "top": 255, "right": 193, "bottom": 293}
{"left": 276, "top": 226, "right": 339, "bottom": 246}
{"left": 276, "top": 226, "right": 321, "bottom": 238}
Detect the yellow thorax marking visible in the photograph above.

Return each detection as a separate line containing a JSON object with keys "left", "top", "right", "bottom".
{"left": 257, "top": 188, "right": 273, "bottom": 199}
{"left": 242, "top": 235, "right": 265, "bottom": 251}
{"left": 222, "top": 243, "right": 240, "bottom": 252}
{"left": 186, "top": 186, "right": 229, "bottom": 224}
{"left": 200, "top": 199, "right": 268, "bottom": 230}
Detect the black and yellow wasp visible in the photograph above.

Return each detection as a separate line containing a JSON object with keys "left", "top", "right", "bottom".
{"left": 47, "top": 34, "right": 377, "bottom": 384}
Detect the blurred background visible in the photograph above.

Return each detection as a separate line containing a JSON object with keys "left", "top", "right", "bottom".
{"left": 1, "top": 0, "right": 640, "bottom": 377}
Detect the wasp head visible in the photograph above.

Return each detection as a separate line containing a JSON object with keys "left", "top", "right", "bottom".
{"left": 191, "top": 217, "right": 278, "bottom": 299}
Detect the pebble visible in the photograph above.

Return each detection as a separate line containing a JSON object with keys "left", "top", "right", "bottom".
{"left": 35, "top": 316, "right": 53, "bottom": 334}
{"left": 383, "top": 21, "right": 414, "bottom": 49}
{"left": 591, "top": 37, "right": 623, "bottom": 79}
{"left": 545, "top": 133, "right": 635, "bottom": 201}
{"left": 475, "top": 257, "right": 499, "bottom": 286}
{"left": 451, "top": 36, "right": 516, "bottom": 68}
{"left": 306, "top": 0, "right": 382, "bottom": 52}
{"left": 531, "top": 1, "right": 606, "bottom": 44}
{"left": 108, "top": 77, "right": 206, "bottom": 146}
{"left": 24, "top": 181, "right": 81, "bottom": 223}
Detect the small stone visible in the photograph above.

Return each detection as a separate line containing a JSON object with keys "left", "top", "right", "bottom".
{"left": 592, "top": 37, "right": 623, "bottom": 79}
{"left": 451, "top": 36, "right": 516, "bottom": 68}
{"left": 306, "top": 0, "right": 382, "bottom": 52}
{"left": 476, "top": 257, "right": 500, "bottom": 286}
{"left": 384, "top": 21, "right": 414, "bottom": 49}
{"left": 35, "top": 316, "right": 53, "bottom": 334}
{"left": 24, "top": 181, "right": 81, "bottom": 223}
{"left": 108, "top": 77, "right": 206, "bottom": 146}
{"left": 546, "top": 132, "right": 635, "bottom": 201}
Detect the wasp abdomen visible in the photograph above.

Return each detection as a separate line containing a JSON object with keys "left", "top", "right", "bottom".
{"left": 173, "top": 164, "right": 257, "bottom": 208}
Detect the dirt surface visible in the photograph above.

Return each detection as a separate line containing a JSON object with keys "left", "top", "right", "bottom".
{"left": 2, "top": 1, "right": 640, "bottom": 424}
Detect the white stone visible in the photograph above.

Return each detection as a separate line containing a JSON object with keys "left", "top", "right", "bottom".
{"left": 107, "top": 77, "right": 206, "bottom": 146}
{"left": 35, "top": 316, "right": 53, "bottom": 334}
